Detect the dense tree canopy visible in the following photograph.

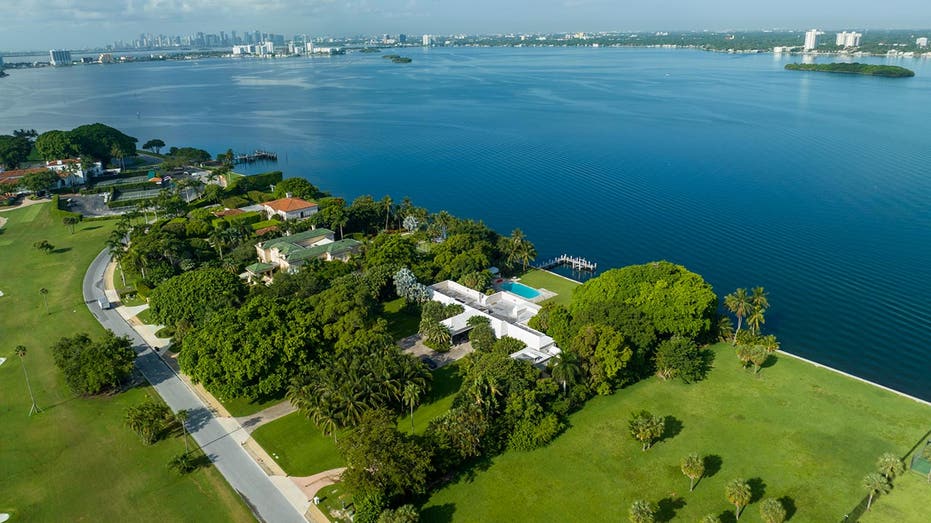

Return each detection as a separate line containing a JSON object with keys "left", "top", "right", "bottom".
{"left": 35, "top": 130, "right": 77, "bottom": 160}
{"left": 0, "top": 133, "right": 33, "bottom": 168}
{"left": 50, "top": 331, "right": 135, "bottom": 395}
{"left": 68, "top": 123, "right": 138, "bottom": 164}
{"left": 148, "top": 268, "right": 245, "bottom": 327}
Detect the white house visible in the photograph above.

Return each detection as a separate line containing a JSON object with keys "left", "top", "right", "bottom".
{"left": 45, "top": 158, "right": 103, "bottom": 188}
{"left": 262, "top": 197, "right": 318, "bottom": 221}
{"left": 430, "top": 280, "right": 561, "bottom": 366}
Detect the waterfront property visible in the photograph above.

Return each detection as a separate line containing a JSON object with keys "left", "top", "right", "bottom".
{"left": 0, "top": 158, "right": 103, "bottom": 190}
{"left": 429, "top": 280, "right": 560, "bottom": 366}
{"left": 249, "top": 228, "right": 361, "bottom": 281}
{"left": 261, "top": 196, "right": 318, "bottom": 221}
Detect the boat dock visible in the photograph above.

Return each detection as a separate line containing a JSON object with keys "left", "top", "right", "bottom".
{"left": 535, "top": 254, "right": 597, "bottom": 272}
{"left": 234, "top": 150, "right": 278, "bottom": 164}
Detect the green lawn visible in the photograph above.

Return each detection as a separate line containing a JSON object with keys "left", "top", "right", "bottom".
{"left": 252, "top": 364, "right": 463, "bottom": 477}
{"left": 222, "top": 394, "right": 286, "bottom": 418}
{"left": 517, "top": 269, "right": 580, "bottom": 307}
{"left": 134, "top": 307, "right": 156, "bottom": 324}
{"left": 0, "top": 204, "right": 253, "bottom": 522}
{"left": 380, "top": 297, "right": 421, "bottom": 341}
{"left": 422, "top": 343, "right": 931, "bottom": 522}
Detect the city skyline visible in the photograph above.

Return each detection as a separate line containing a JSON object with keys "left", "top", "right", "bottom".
{"left": 3, "top": 0, "right": 931, "bottom": 51}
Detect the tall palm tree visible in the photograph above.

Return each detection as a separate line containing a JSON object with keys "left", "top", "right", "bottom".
{"left": 549, "top": 351, "right": 581, "bottom": 395}
{"left": 863, "top": 472, "right": 891, "bottom": 511}
{"left": 724, "top": 479, "right": 751, "bottom": 520}
{"left": 106, "top": 237, "right": 128, "bottom": 287}
{"left": 382, "top": 195, "right": 393, "bottom": 231}
{"left": 747, "top": 308, "right": 765, "bottom": 335}
{"left": 39, "top": 287, "right": 49, "bottom": 315}
{"left": 176, "top": 409, "right": 190, "bottom": 453}
{"left": 724, "top": 288, "right": 752, "bottom": 343}
{"left": 110, "top": 144, "right": 125, "bottom": 170}
{"left": 628, "top": 499, "right": 656, "bottom": 523}
{"left": 751, "top": 286, "right": 769, "bottom": 312}
{"left": 876, "top": 452, "right": 904, "bottom": 480}
{"left": 402, "top": 382, "right": 421, "bottom": 432}
{"left": 680, "top": 453, "right": 705, "bottom": 492}
{"left": 15, "top": 346, "right": 41, "bottom": 416}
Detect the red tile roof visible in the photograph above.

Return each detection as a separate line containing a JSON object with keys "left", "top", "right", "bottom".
{"left": 0, "top": 167, "right": 49, "bottom": 185}
{"left": 264, "top": 197, "right": 317, "bottom": 213}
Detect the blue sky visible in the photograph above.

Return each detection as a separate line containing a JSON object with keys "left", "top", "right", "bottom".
{"left": 1, "top": 0, "right": 930, "bottom": 51}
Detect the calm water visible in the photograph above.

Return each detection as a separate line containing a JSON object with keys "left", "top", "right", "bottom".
{"left": 2, "top": 48, "right": 929, "bottom": 400}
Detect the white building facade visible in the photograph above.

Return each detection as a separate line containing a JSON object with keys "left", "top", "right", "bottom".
{"left": 835, "top": 31, "right": 862, "bottom": 47}
{"left": 804, "top": 29, "right": 822, "bottom": 51}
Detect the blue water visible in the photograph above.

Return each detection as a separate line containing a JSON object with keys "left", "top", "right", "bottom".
{"left": 1, "top": 48, "right": 929, "bottom": 400}
{"left": 502, "top": 282, "right": 542, "bottom": 299}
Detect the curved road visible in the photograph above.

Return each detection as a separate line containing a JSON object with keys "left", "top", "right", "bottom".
{"left": 83, "top": 249, "right": 305, "bottom": 523}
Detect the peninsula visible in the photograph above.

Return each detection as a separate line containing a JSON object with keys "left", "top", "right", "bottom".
{"left": 785, "top": 62, "right": 915, "bottom": 77}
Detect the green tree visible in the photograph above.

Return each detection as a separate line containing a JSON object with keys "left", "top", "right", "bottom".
{"left": 420, "top": 318, "right": 451, "bottom": 352}
{"left": 863, "top": 472, "right": 891, "bottom": 511}
{"left": 571, "top": 323, "right": 632, "bottom": 395}
{"left": 35, "top": 130, "right": 77, "bottom": 160}
{"left": 724, "top": 479, "right": 752, "bottom": 520}
{"left": 377, "top": 504, "right": 419, "bottom": 523}
{"left": 628, "top": 499, "right": 656, "bottom": 523}
{"left": 505, "top": 228, "right": 537, "bottom": 272}
{"left": 62, "top": 215, "right": 80, "bottom": 234}
{"left": 168, "top": 452, "right": 197, "bottom": 475}
{"left": 15, "top": 345, "right": 42, "bottom": 416}
{"left": 381, "top": 195, "right": 393, "bottom": 231}
{"left": 700, "top": 515, "right": 720, "bottom": 523}
{"left": 143, "top": 139, "right": 166, "bottom": 154}
{"left": 124, "top": 399, "right": 172, "bottom": 445}
{"left": 758, "top": 498, "right": 786, "bottom": 523}
{"left": 33, "top": 240, "right": 54, "bottom": 255}
{"left": 628, "top": 410, "right": 665, "bottom": 451}
{"left": 748, "top": 344, "right": 769, "bottom": 374}
{"left": 39, "top": 287, "right": 49, "bottom": 314}
{"left": 751, "top": 286, "right": 769, "bottom": 313}
{"left": 148, "top": 268, "right": 245, "bottom": 327}
{"left": 655, "top": 336, "right": 705, "bottom": 383}
{"left": 403, "top": 382, "right": 422, "bottom": 432}
{"left": 338, "top": 409, "right": 433, "bottom": 498}
{"left": 273, "top": 177, "right": 323, "bottom": 200}
{"left": 50, "top": 331, "right": 136, "bottom": 395}
{"left": 68, "top": 123, "right": 138, "bottom": 165}
{"left": 724, "top": 288, "right": 752, "bottom": 343}
{"left": 747, "top": 308, "right": 765, "bottom": 335}
{"left": 876, "top": 452, "right": 904, "bottom": 480}
{"left": 548, "top": 350, "right": 581, "bottom": 394}
{"left": 20, "top": 169, "right": 58, "bottom": 194}
{"left": 681, "top": 453, "right": 705, "bottom": 492}
{"left": 110, "top": 143, "right": 126, "bottom": 170}
{"left": 0, "top": 134, "right": 33, "bottom": 168}
{"left": 177, "top": 409, "right": 191, "bottom": 453}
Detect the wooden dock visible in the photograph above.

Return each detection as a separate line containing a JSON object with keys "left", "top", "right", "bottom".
{"left": 234, "top": 150, "right": 278, "bottom": 164}
{"left": 535, "top": 254, "right": 597, "bottom": 272}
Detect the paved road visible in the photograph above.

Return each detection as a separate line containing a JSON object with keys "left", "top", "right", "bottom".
{"left": 83, "top": 249, "right": 305, "bottom": 523}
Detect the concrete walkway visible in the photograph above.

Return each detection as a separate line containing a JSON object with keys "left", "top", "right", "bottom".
{"left": 290, "top": 468, "right": 347, "bottom": 523}
{"left": 238, "top": 400, "right": 298, "bottom": 434}
{"left": 0, "top": 196, "right": 50, "bottom": 213}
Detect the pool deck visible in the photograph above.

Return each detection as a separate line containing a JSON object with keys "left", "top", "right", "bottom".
{"left": 501, "top": 278, "right": 557, "bottom": 304}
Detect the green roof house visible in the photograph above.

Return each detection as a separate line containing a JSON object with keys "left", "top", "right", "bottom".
{"left": 254, "top": 228, "right": 361, "bottom": 276}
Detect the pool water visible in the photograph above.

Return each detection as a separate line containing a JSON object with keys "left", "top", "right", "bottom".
{"left": 501, "top": 282, "right": 541, "bottom": 299}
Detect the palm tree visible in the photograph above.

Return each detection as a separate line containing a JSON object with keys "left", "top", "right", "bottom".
{"left": 751, "top": 286, "right": 769, "bottom": 312}
{"left": 681, "top": 453, "right": 705, "bottom": 492}
{"left": 758, "top": 498, "right": 786, "bottom": 523}
{"left": 863, "top": 472, "right": 891, "bottom": 511}
{"left": 420, "top": 319, "right": 451, "bottom": 350}
{"left": 628, "top": 500, "right": 655, "bottom": 523}
{"left": 629, "top": 410, "right": 665, "bottom": 451}
{"left": 402, "top": 382, "right": 421, "bottom": 432}
{"left": 876, "top": 452, "right": 904, "bottom": 480}
{"left": 106, "top": 237, "right": 127, "bottom": 287}
{"left": 15, "top": 346, "right": 41, "bottom": 416}
{"left": 110, "top": 144, "right": 125, "bottom": 170}
{"left": 724, "top": 479, "right": 751, "bottom": 520}
{"left": 176, "top": 409, "right": 191, "bottom": 453}
{"left": 549, "top": 351, "right": 581, "bottom": 395}
{"left": 208, "top": 230, "right": 225, "bottom": 259}
{"left": 724, "top": 288, "right": 752, "bottom": 343}
{"left": 382, "top": 195, "right": 393, "bottom": 231}
{"left": 39, "top": 287, "right": 49, "bottom": 315}
{"left": 700, "top": 515, "right": 720, "bottom": 523}
{"left": 506, "top": 228, "right": 536, "bottom": 271}
{"left": 62, "top": 216, "right": 79, "bottom": 234}
{"left": 747, "top": 308, "right": 765, "bottom": 335}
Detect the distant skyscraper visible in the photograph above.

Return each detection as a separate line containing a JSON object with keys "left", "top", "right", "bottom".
{"left": 399, "top": 34, "right": 407, "bottom": 44}
{"left": 49, "top": 49, "right": 72, "bottom": 66}
{"left": 804, "top": 29, "right": 822, "bottom": 51}
{"left": 422, "top": 34, "right": 433, "bottom": 46}
{"left": 917, "top": 37, "right": 929, "bottom": 48}
{"left": 835, "top": 31, "right": 862, "bottom": 47}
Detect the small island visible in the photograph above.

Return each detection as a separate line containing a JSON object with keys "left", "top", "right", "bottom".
{"left": 785, "top": 62, "right": 915, "bottom": 78}
{"left": 382, "top": 54, "right": 413, "bottom": 64}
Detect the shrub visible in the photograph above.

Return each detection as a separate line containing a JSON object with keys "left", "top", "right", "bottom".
{"left": 50, "top": 332, "right": 136, "bottom": 395}
{"left": 251, "top": 219, "right": 280, "bottom": 231}
{"left": 125, "top": 399, "right": 172, "bottom": 445}
{"left": 220, "top": 195, "right": 249, "bottom": 209}
{"left": 247, "top": 190, "right": 273, "bottom": 203}
{"left": 508, "top": 413, "right": 564, "bottom": 451}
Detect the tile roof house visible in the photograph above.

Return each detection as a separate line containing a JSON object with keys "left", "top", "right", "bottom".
{"left": 0, "top": 158, "right": 103, "bottom": 190}
{"left": 262, "top": 197, "right": 318, "bottom": 221}
{"left": 251, "top": 228, "right": 362, "bottom": 278}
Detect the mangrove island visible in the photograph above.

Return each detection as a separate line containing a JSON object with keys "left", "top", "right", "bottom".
{"left": 785, "top": 62, "right": 915, "bottom": 78}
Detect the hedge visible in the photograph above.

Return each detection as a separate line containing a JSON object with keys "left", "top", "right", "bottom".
{"left": 220, "top": 196, "right": 249, "bottom": 209}
{"left": 229, "top": 171, "right": 283, "bottom": 194}
{"left": 212, "top": 210, "right": 263, "bottom": 229}
{"left": 251, "top": 219, "right": 280, "bottom": 231}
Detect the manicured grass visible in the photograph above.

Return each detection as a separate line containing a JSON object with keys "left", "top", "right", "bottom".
{"left": 251, "top": 412, "right": 343, "bottom": 477}
{"left": 517, "top": 269, "right": 580, "bottom": 307}
{"left": 316, "top": 483, "right": 354, "bottom": 522}
{"left": 0, "top": 204, "right": 253, "bottom": 522}
{"left": 252, "top": 365, "right": 463, "bottom": 476}
{"left": 221, "top": 394, "right": 285, "bottom": 418}
{"left": 422, "top": 343, "right": 931, "bottom": 522}
{"left": 380, "top": 297, "right": 420, "bottom": 341}
{"left": 399, "top": 364, "right": 463, "bottom": 436}
{"left": 134, "top": 307, "right": 156, "bottom": 324}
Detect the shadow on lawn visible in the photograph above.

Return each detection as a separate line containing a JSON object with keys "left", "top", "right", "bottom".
{"left": 703, "top": 454, "right": 723, "bottom": 479}
{"left": 779, "top": 496, "right": 798, "bottom": 521}
{"left": 51, "top": 247, "right": 72, "bottom": 254}
{"left": 419, "top": 503, "right": 455, "bottom": 522}
{"left": 659, "top": 416, "right": 683, "bottom": 444}
{"left": 748, "top": 477, "right": 767, "bottom": 504}
{"left": 655, "top": 496, "right": 685, "bottom": 522}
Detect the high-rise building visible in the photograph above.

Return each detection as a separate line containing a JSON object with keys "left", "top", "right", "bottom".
{"left": 399, "top": 34, "right": 407, "bottom": 44}
{"left": 835, "top": 31, "right": 862, "bottom": 47}
{"left": 422, "top": 34, "right": 433, "bottom": 46}
{"left": 804, "top": 29, "right": 822, "bottom": 51}
{"left": 49, "top": 49, "right": 72, "bottom": 66}
{"left": 917, "top": 37, "right": 929, "bottom": 48}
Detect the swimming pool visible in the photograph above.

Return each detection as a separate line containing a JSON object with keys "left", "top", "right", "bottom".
{"left": 501, "top": 281, "right": 541, "bottom": 299}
